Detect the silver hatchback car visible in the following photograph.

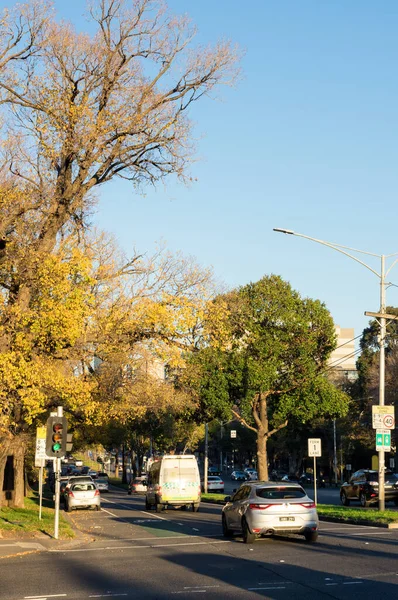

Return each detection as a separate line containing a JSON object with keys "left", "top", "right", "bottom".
{"left": 64, "top": 481, "right": 101, "bottom": 512}
{"left": 222, "top": 481, "right": 318, "bottom": 544}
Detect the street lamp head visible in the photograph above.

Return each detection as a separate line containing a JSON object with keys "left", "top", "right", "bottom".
{"left": 273, "top": 228, "right": 295, "bottom": 235}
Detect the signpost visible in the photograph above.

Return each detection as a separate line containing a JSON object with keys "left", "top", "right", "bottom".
{"left": 35, "top": 427, "right": 47, "bottom": 520}
{"left": 308, "top": 439, "right": 322, "bottom": 505}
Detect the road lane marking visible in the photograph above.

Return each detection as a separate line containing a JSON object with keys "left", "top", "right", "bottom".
{"left": 248, "top": 587, "right": 286, "bottom": 591}
{"left": 100, "top": 508, "right": 118, "bottom": 517}
{"left": 50, "top": 540, "right": 230, "bottom": 553}
{"left": 140, "top": 510, "right": 168, "bottom": 521}
{"left": 24, "top": 594, "right": 66, "bottom": 600}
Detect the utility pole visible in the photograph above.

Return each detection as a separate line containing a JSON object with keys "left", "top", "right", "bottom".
{"left": 204, "top": 423, "right": 208, "bottom": 493}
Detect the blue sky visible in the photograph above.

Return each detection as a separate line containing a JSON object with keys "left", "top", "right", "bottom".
{"left": 6, "top": 0, "right": 398, "bottom": 345}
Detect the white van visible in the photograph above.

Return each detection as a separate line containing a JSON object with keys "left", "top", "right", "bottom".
{"left": 145, "top": 455, "right": 201, "bottom": 512}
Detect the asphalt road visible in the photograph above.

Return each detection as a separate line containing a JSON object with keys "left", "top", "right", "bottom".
{"left": 1, "top": 487, "right": 397, "bottom": 600}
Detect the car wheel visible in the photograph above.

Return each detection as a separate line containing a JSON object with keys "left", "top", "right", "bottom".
{"left": 242, "top": 518, "right": 256, "bottom": 544}
{"left": 360, "top": 492, "right": 370, "bottom": 507}
{"left": 192, "top": 503, "right": 199, "bottom": 512}
{"left": 181, "top": 505, "right": 187, "bottom": 510}
{"left": 304, "top": 531, "right": 318, "bottom": 543}
{"left": 340, "top": 491, "right": 350, "bottom": 506}
{"left": 222, "top": 514, "right": 233, "bottom": 538}
{"left": 95, "top": 505, "right": 101, "bottom": 511}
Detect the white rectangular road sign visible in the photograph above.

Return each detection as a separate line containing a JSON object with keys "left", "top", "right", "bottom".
{"left": 230, "top": 430, "right": 237, "bottom": 438}
{"left": 308, "top": 438, "right": 322, "bottom": 457}
{"left": 372, "top": 405, "right": 395, "bottom": 430}
{"left": 35, "top": 426, "right": 47, "bottom": 461}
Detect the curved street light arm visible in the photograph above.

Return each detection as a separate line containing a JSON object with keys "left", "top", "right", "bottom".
{"left": 273, "top": 228, "right": 380, "bottom": 278}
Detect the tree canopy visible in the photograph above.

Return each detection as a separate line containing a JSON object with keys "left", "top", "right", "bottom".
{"left": 184, "top": 275, "right": 350, "bottom": 479}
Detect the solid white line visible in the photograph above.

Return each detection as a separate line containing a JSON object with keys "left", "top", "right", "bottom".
{"left": 51, "top": 540, "right": 230, "bottom": 553}
{"left": 140, "top": 510, "right": 168, "bottom": 521}
{"left": 248, "top": 587, "right": 285, "bottom": 591}
{"left": 25, "top": 596, "right": 67, "bottom": 599}
{"left": 89, "top": 595, "right": 128, "bottom": 598}
{"left": 348, "top": 532, "right": 393, "bottom": 536}
{"left": 100, "top": 508, "right": 118, "bottom": 517}
{"left": 184, "top": 586, "right": 220, "bottom": 589}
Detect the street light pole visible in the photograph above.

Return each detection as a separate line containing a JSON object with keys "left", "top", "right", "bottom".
{"left": 273, "top": 228, "right": 398, "bottom": 511}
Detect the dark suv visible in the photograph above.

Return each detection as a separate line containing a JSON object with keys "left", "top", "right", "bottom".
{"left": 340, "top": 470, "right": 398, "bottom": 507}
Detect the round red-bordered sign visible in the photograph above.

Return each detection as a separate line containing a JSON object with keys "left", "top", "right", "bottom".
{"left": 383, "top": 414, "right": 394, "bottom": 429}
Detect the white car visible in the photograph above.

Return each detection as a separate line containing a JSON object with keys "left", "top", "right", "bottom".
{"left": 96, "top": 476, "right": 109, "bottom": 492}
{"left": 202, "top": 476, "right": 224, "bottom": 493}
{"left": 222, "top": 481, "right": 319, "bottom": 544}
{"left": 244, "top": 468, "right": 258, "bottom": 480}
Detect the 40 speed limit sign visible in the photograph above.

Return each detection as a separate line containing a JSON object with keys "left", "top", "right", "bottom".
{"left": 372, "top": 406, "right": 395, "bottom": 430}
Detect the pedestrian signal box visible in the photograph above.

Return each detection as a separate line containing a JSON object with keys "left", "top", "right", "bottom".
{"left": 46, "top": 416, "right": 68, "bottom": 458}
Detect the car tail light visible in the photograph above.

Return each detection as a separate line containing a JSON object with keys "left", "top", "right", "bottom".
{"left": 249, "top": 503, "right": 272, "bottom": 510}
{"left": 94, "top": 489, "right": 100, "bottom": 496}
{"left": 220, "top": 481, "right": 224, "bottom": 485}
{"left": 299, "top": 502, "right": 316, "bottom": 509}
{"left": 67, "top": 491, "right": 74, "bottom": 497}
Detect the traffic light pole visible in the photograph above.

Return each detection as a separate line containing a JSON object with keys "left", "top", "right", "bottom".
{"left": 54, "top": 406, "right": 63, "bottom": 539}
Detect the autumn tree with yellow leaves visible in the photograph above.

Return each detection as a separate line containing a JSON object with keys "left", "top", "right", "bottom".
{"left": 0, "top": 0, "right": 239, "bottom": 507}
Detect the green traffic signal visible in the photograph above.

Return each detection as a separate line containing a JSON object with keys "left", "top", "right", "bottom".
{"left": 46, "top": 415, "right": 68, "bottom": 458}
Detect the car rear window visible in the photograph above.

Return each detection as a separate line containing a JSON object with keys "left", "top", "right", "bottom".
{"left": 256, "top": 486, "right": 306, "bottom": 499}
{"left": 72, "top": 483, "right": 96, "bottom": 491}
{"left": 97, "top": 478, "right": 108, "bottom": 484}
{"left": 208, "top": 477, "right": 221, "bottom": 481}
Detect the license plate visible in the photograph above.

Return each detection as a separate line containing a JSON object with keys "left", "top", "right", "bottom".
{"left": 279, "top": 517, "right": 295, "bottom": 522}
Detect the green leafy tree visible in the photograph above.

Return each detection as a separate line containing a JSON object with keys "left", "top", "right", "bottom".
{"left": 185, "top": 275, "right": 350, "bottom": 480}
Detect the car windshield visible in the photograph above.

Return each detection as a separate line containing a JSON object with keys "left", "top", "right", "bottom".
{"left": 208, "top": 477, "right": 221, "bottom": 481}
{"left": 256, "top": 486, "right": 306, "bottom": 499}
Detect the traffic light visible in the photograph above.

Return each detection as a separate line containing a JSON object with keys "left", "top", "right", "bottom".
{"left": 46, "top": 416, "right": 68, "bottom": 458}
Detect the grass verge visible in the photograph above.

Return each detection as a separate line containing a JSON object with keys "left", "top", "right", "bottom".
{"left": 108, "top": 477, "right": 129, "bottom": 490}
{"left": 0, "top": 493, "right": 74, "bottom": 539}
{"left": 317, "top": 504, "right": 398, "bottom": 525}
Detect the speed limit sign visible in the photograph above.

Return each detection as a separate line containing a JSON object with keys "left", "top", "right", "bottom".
{"left": 372, "top": 406, "right": 395, "bottom": 430}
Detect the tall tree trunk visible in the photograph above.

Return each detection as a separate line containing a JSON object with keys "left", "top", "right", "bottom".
{"left": 256, "top": 430, "right": 268, "bottom": 481}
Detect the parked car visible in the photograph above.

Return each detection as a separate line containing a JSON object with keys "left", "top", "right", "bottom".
{"left": 281, "top": 474, "right": 300, "bottom": 483}
{"left": 231, "top": 470, "right": 248, "bottom": 481}
{"left": 64, "top": 481, "right": 101, "bottom": 512}
{"left": 96, "top": 476, "right": 109, "bottom": 493}
{"left": 128, "top": 476, "right": 148, "bottom": 495}
{"left": 340, "top": 470, "right": 398, "bottom": 507}
{"left": 244, "top": 468, "right": 258, "bottom": 480}
{"left": 88, "top": 469, "right": 99, "bottom": 479}
{"left": 270, "top": 470, "right": 289, "bottom": 481}
{"left": 201, "top": 476, "right": 224, "bottom": 493}
{"left": 222, "top": 481, "right": 319, "bottom": 544}
{"left": 208, "top": 466, "right": 221, "bottom": 476}
{"left": 80, "top": 466, "right": 90, "bottom": 475}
